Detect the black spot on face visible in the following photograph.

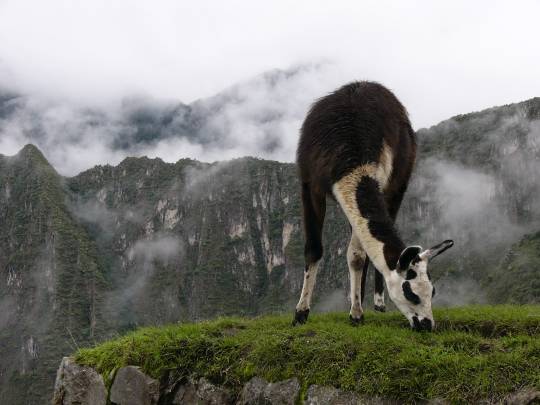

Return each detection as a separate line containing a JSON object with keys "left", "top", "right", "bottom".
{"left": 402, "top": 281, "right": 421, "bottom": 305}
{"left": 406, "top": 269, "right": 417, "bottom": 280}
{"left": 412, "top": 316, "right": 432, "bottom": 332}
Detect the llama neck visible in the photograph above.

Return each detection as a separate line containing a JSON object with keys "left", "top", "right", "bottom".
{"left": 332, "top": 174, "right": 406, "bottom": 277}
{"left": 353, "top": 229, "right": 405, "bottom": 277}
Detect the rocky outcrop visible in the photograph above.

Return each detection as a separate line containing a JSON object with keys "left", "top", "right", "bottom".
{"left": 52, "top": 357, "right": 106, "bottom": 405}
{"left": 52, "top": 358, "right": 540, "bottom": 405}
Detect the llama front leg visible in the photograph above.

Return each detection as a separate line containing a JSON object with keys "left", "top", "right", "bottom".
{"left": 294, "top": 259, "right": 321, "bottom": 323}
{"left": 293, "top": 183, "right": 326, "bottom": 325}
{"left": 347, "top": 234, "right": 366, "bottom": 325}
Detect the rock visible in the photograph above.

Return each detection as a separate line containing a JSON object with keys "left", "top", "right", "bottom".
{"left": 237, "top": 377, "right": 300, "bottom": 405}
{"left": 110, "top": 366, "right": 160, "bottom": 405}
{"left": 172, "top": 377, "right": 233, "bottom": 404}
{"left": 305, "top": 385, "right": 368, "bottom": 405}
{"left": 305, "top": 385, "right": 362, "bottom": 405}
{"left": 504, "top": 388, "right": 540, "bottom": 405}
{"left": 52, "top": 356, "right": 106, "bottom": 405}
{"left": 171, "top": 380, "right": 198, "bottom": 404}
{"left": 237, "top": 377, "right": 269, "bottom": 405}
{"left": 304, "top": 384, "right": 404, "bottom": 405}
{"left": 196, "top": 378, "right": 234, "bottom": 404}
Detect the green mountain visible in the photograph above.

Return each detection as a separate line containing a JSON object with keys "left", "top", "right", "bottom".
{"left": 0, "top": 97, "right": 539, "bottom": 403}
{"left": 0, "top": 145, "right": 107, "bottom": 404}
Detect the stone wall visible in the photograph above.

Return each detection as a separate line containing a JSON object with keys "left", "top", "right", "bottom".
{"left": 52, "top": 357, "right": 540, "bottom": 405}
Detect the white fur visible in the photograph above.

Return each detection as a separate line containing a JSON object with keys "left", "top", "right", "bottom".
{"left": 332, "top": 142, "right": 394, "bottom": 269}
{"left": 374, "top": 292, "right": 385, "bottom": 307}
{"left": 387, "top": 257, "right": 434, "bottom": 327}
{"left": 295, "top": 259, "right": 320, "bottom": 311}
{"left": 331, "top": 142, "right": 398, "bottom": 313}
{"left": 347, "top": 234, "right": 365, "bottom": 319}
{"left": 331, "top": 143, "right": 436, "bottom": 326}
{"left": 332, "top": 164, "right": 393, "bottom": 278}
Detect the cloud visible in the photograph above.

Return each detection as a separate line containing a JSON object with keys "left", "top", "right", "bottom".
{"left": 105, "top": 233, "right": 184, "bottom": 327}
{"left": 315, "top": 289, "right": 349, "bottom": 313}
{"left": 0, "top": 63, "right": 345, "bottom": 175}
{"left": 69, "top": 199, "right": 144, "bottom": 239}
{"left": 432, "top": 276, "right": 487, "bottom": 307}
{"left": 402, "top": 158, "right": 539, "bottom": 256}
{"left": 0, "top": 0, "right": 539, "bottom": 128}
{"left": 127, "top": 234, "right": 182, "bottom": 265}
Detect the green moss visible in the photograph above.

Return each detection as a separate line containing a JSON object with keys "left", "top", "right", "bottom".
{"left": 76, "top": 305, "right": 540, "bottom": 403}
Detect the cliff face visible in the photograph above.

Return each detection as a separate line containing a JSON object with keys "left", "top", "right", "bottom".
{"left": 0, "top": 97, "right": 539, "bottom": 403}
{"left": 0, "top": 145, "right": 107, "bottom": 404}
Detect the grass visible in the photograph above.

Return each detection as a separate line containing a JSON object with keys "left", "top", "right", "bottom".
{"left": 75, "top": 305, "right": 540, "bottom": 403}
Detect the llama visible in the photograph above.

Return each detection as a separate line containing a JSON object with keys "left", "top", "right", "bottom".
{"left": 293, "top": 81, "right": 453, "bottom": 331}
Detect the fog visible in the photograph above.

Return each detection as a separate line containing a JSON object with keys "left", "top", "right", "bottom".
{"left": 1, "top": 1, "right": 540, "bottom": 175}
{"left": 0, "top": 64, "right": 343, "bottom": 175}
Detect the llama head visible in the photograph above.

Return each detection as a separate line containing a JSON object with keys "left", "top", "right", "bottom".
{"left": 386, "top": 240, "right": 454, "bottom": 331}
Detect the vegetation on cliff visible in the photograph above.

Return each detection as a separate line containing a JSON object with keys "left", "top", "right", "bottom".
{"left": 2, "top": 94, "right": 539, "bottom": 404}
{"left": 76, "top": 305, "right": 540, "bottom": 403}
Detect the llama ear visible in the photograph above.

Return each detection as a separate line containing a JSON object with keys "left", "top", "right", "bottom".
{"left": 420, "top": 240, "right": 454, "bottom": 261}
{"left": 397, "top": 246, "right": 422, "bottom": 271}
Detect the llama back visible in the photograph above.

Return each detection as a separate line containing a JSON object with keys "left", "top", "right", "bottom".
{"left": 296, "top": 81, "right": 415, "bottom": 195}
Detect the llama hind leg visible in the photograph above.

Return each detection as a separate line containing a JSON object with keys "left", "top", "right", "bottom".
{"left": 293, "top": 183, "right": 326, "bottom": 325}
{"left": 374, "top": 271, "right": 386, "bottom": 312}
{"left": 347, "top": 233, "right": 366, "bottom": 325}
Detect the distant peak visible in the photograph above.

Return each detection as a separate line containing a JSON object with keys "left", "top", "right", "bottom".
{"left": 19, "top": 143, "right": 43, "bottom": 156}
{"left": 16, "top": 144, "right": 55, "bottom": 171}
{"left": 17, "top": 143, "right": 48, "bottom": 161}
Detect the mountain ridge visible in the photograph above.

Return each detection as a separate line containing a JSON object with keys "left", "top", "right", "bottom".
{"left": 1, "top": 93, "right": 539, "bottom": 403}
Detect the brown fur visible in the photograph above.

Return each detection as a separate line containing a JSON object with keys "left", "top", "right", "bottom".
{"left": 294, "top": 81, "right": 416, "bottom": 319}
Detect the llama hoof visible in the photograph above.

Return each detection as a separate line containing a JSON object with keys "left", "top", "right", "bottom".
{"left": 292, "top": 309, "right": 310, "bottom": 326}
{"left": 349, "top": 314, "right": 364, "bottom": 326}
{"left": 374, "top": 305, "right": 386, "bottom": 312}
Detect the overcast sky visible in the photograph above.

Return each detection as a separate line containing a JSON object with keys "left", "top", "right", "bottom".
{"left": 0, "top": 0, "right": 539, "bottom": 174}
{"left": 1, "top": 0, "right": 539, "bottom": 127}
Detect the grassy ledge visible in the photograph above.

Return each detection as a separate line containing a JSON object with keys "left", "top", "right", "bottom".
{"left": 75, "top": 305, "right": 540, "bottom": 403}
